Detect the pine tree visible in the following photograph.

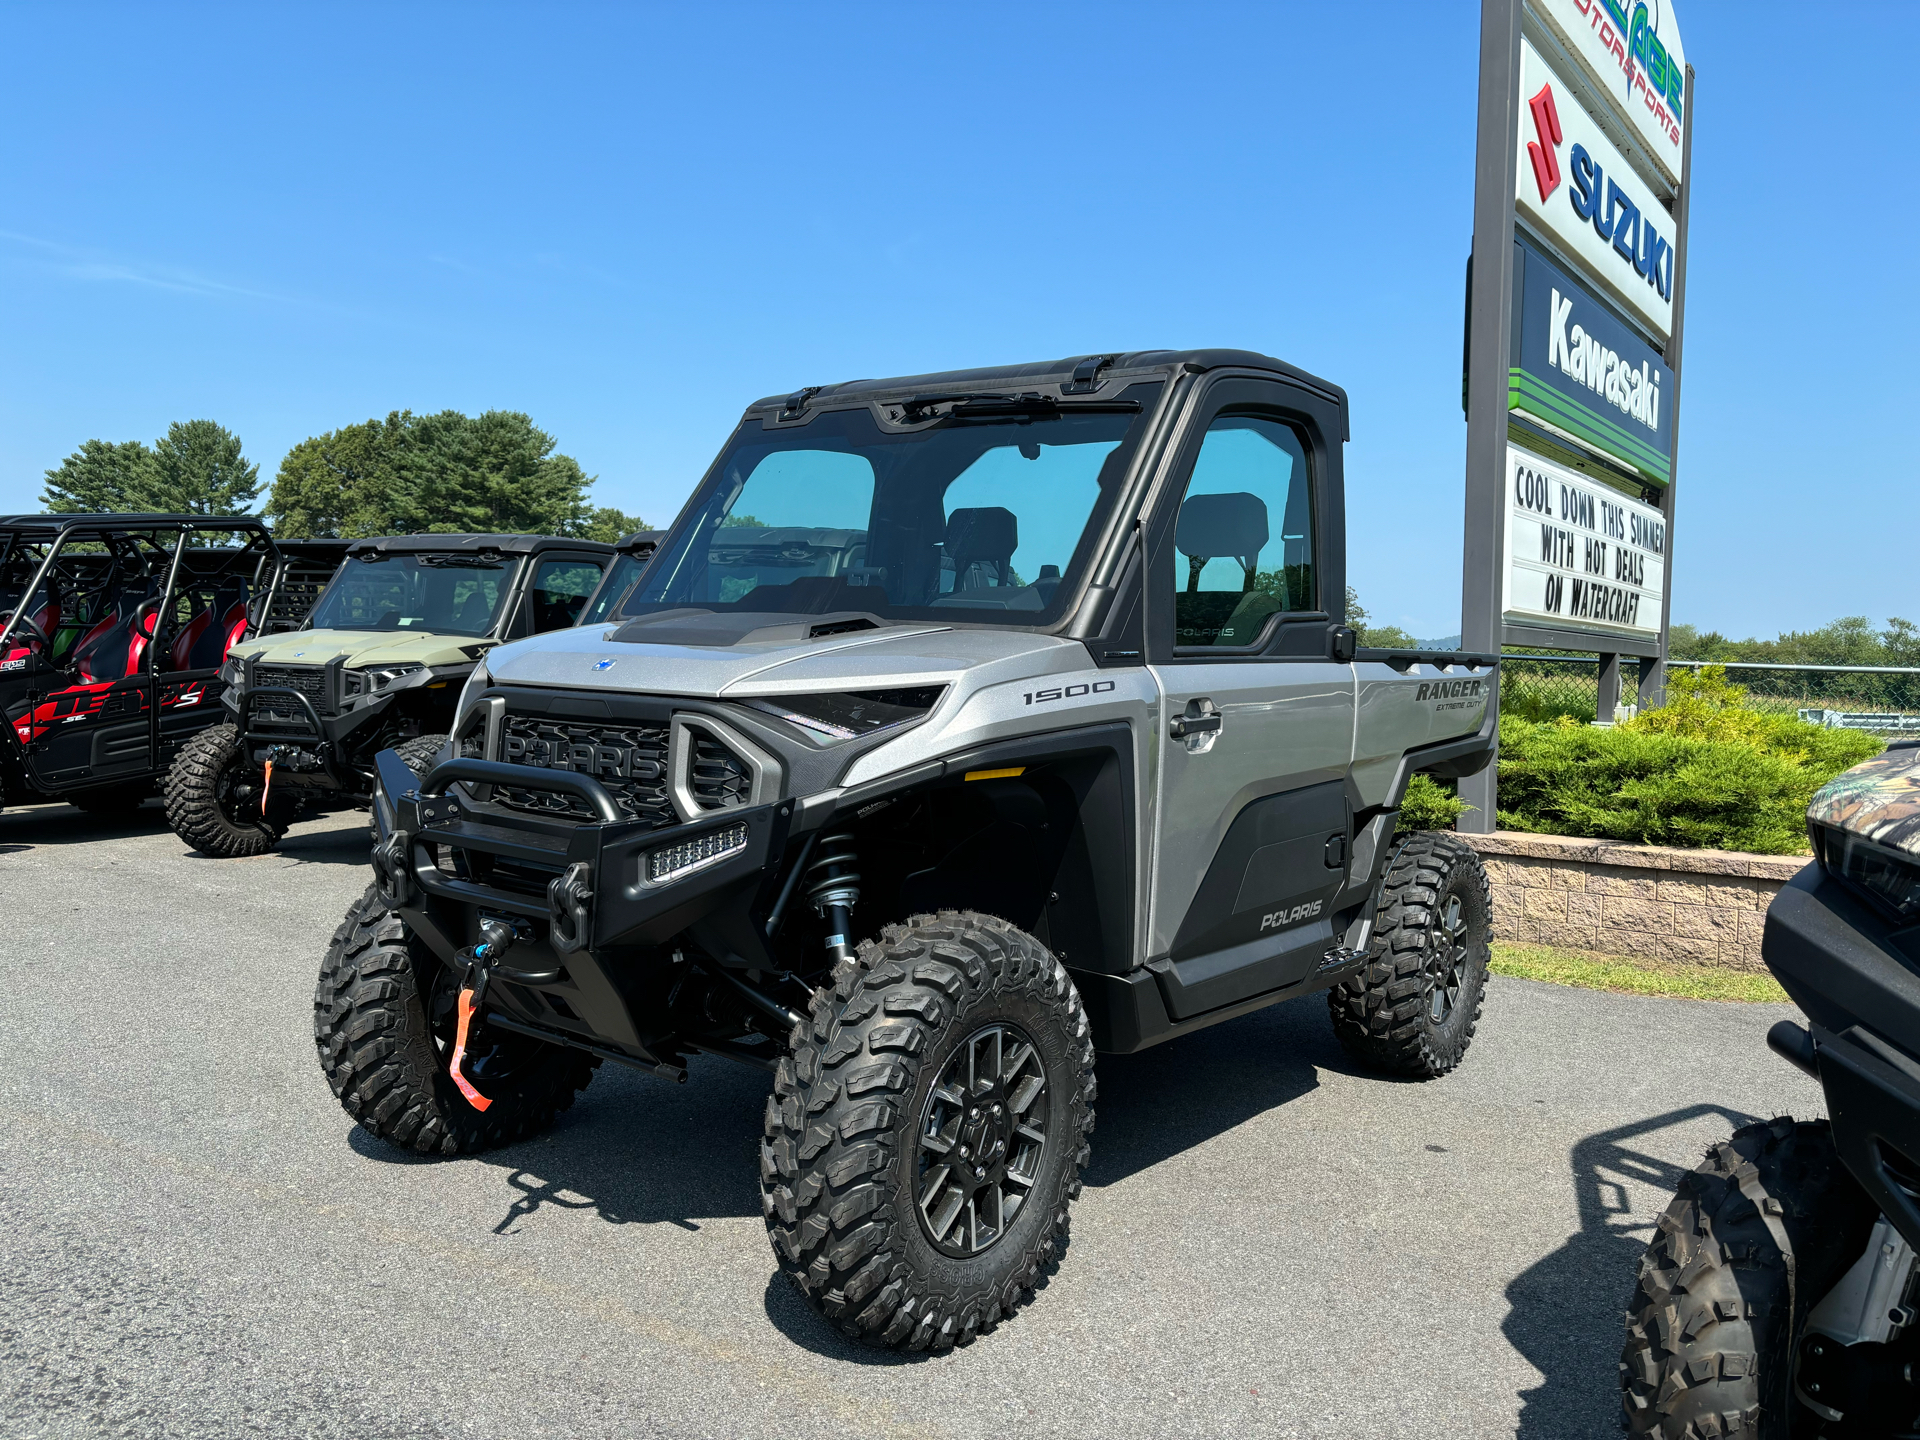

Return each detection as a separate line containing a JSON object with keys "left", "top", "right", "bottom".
{"left": 40, "top": 438, "right": 162, "bottom": 512}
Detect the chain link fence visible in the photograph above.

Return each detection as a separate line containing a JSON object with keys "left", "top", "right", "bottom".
{"left": 1500, "top": 656, "right": 1920, "bottom": 733}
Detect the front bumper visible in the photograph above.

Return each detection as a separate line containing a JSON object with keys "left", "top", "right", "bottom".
{"left": 368, "top": 748, "right": 791, "bottom": 1057}
{"left": 226, "top": 661, "right": 469, "bottom": 789}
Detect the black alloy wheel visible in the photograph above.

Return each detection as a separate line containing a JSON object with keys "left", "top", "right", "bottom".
{"left": 916, "top": 1022, "right": 1048, "bottom": 1258}
{"left": 1426, "top": 893, "right": 1470, "bottom": 1024}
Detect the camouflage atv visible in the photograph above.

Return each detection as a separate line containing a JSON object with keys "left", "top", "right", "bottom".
{"left": 165, "top": 532, "right": 613, "bottom": 855}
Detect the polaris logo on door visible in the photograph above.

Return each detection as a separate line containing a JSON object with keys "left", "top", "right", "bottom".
{"left": 1259, "top": 900, "right": 1322, "bottom": 932}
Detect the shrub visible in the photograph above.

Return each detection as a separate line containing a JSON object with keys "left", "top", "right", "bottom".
{"left": 1494, "top": 683, "right": 1882, "bottom": 853}
{"left": 1398, "top": 773, "right": 1470, "bottom": 834}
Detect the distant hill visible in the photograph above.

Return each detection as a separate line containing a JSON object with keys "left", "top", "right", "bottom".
{"left": 1417, "top": 634, "right": 1462, "bottom": 650}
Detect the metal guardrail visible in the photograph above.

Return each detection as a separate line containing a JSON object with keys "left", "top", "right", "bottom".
{"left": 1799, "top": 709, "right": 1921, "bottom": 734}
{"left": 1502, "top": 654, "right": 1921, "bottom": 674}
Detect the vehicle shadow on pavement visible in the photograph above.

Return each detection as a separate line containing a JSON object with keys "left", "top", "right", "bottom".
{"left": 1085, "top": 998, "right": 1336, "bottom": 1188}
{"left": 349, "top": 1057, "right": 769, "bottom": 1232}
{"left": 0, "top": 800, "right": 172, "bottom": 847}
{"left": 1503, "top": 1103, "right": 1758, "bottom": 1438}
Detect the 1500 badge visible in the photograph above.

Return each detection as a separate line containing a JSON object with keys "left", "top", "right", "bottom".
{"left": 1022, "top": 680, "right": 1116, "bottom": 705}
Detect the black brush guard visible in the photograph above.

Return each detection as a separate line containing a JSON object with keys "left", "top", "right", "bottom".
{"left": 371, "top": 748, "right": 789, "bottom": 960}
{"left": 368, "top": 748, "right": 792, "bottom": 1068}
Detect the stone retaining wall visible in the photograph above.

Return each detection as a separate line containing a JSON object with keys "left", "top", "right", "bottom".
{"left": 1456, "top": 831, "right": 1810, "bottom": 972}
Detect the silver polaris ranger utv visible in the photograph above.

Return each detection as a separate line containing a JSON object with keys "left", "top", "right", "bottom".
{"left": 316, "top": 350, "right": 1501, "bottom": 1350}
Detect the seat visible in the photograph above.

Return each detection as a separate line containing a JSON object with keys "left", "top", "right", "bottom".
{"left": 1174, "top": 493, "right": 1279, "bottom": 646}
{"left": 453, "top": 588, "right": 495, "bottom": 631}
{"left": 944, "top": 507, "right": 1019, "bottom": 591}
{"left": 167, "top": 585, "right": 248, "bottom": 671}
{"left": 72, "top": 588, "right": 158, "bottom": 684}
{"left": 1175, "top": 492, "right": 1269, "bottom": 592}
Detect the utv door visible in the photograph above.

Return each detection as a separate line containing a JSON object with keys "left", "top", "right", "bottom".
{"left": 1143, "top": 376, "right": 1355, "bottom": 1019}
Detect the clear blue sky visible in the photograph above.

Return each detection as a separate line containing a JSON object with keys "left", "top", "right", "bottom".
{"left": 3, "top": 1, "right": 1914, "bottom": 641}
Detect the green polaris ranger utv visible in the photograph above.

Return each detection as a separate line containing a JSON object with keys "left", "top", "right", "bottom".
{"left": 164, "top": 532, "right": 614, "bottom": 856}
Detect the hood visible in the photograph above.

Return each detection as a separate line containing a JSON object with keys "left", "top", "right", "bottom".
{"left": 1808, "top": 744, "right": 1919, "bottom": 858}
{"left": 483, "top": 616, "right": 1088, "bottom": 701}
{"left": 229, "top": 628, "right": 486, "bottom": 670}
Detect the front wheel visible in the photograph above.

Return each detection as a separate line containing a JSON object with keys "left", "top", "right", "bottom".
{"left": 313, "top": 885, "right": 598, "bottom": 1154}
{"left": 163, "top": 722, "right": 287, "bottom": 856}
{"left": 1620, "top": 1118, "right": 1882, "bottom": 1438}
{"left": 762, "top": 911, "right": 1096, "bottom": 1351}
{"left": 1327, "top": 829, "right": 1493, "bottom": 1077}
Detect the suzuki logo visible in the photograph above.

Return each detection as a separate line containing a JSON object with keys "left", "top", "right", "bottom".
{"left": 1526, "top": 82, "right": 1563, "bottom": 202}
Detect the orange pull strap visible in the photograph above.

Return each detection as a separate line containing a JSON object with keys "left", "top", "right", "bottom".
{"left": 261, "top": 758, "right": 274, "bottom": 817}
{"left": 449, "top": 986, "right": 493, "bottom": 1111}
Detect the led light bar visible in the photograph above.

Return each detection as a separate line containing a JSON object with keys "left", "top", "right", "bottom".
{"left": 647, "top": 822, "right": 749, "bottom": 883}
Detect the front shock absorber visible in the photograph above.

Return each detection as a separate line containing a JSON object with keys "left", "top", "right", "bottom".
{"left": 803, "top": 829, "right": 861, "bottom": 966}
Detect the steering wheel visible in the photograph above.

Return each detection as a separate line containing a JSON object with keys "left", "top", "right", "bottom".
{"left": 1, "top": 610, "right": 51, "bottom": 651}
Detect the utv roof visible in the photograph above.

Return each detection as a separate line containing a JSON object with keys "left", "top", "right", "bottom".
{"left": 749, "top": 349, "right": 1350, "bottom": 438}
{"left": 614, "top": 530, "right": 662, "bottom": 555}
{"left": 272, "top": 537, "right": 351, "bottom": 559}
{"left": 340, "top": 533, "right": 615, "bottom": 556}
{"left": 0, "top": 512, "right": 275, "bottom": 534}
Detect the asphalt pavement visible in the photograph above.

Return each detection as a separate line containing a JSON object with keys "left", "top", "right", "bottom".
{"left": 0, "top": 797, "right": 1823, "bottom": 1438}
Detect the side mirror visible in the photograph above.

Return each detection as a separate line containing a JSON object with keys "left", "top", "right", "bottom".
{"left": 1330, "top": 625, "right": 1356, "bottom": 662}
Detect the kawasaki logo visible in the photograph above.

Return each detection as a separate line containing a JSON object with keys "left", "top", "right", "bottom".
{"left": 1546, "top": 287, "right": 1660, "bottom": 431}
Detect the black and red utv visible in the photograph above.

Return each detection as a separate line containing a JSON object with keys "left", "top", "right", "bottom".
{"left": 0, "top": 513, "right": 281, "bottom": 817}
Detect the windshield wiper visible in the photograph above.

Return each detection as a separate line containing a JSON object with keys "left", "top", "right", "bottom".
{"left": 897, "top": 391, "right": 1142, "bottom": 423}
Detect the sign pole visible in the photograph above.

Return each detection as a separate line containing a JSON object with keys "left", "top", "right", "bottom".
{"left": 1640, "top": 63, "right": 1696, "bottom": 710}
{"left": 1457, "top": 0, "right": 1521, "bottom": 836}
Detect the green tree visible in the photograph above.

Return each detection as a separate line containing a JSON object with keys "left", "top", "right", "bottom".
{"left": 41, "top": 424, "right": 259, "bottom": 515}
{"left": 1344, "top": 584, "right": 1419, "bottom": 649}
{"left": 41, "top": 438, "right": 161, "bottom": 512}
{"left": 150, "top": 420, "right": 260, "bottom": 515}
{"left": 266, "top": 409, "right": 643, "bottom": 540}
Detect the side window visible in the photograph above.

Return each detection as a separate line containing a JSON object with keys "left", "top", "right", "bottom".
{"left": 1170, "top": 416, "right": 1315, "bottom": 648}
{"left": 529, "top": 557, "right": 606, "bottom": 631}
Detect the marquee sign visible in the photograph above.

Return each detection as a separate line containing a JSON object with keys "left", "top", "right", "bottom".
{"left": 1510, "top": 237, "right": 1674, "bottom": 486}
{"left": 1502, "top": 443, "right": 1666, "bottom": 641}
{"left": 1535, "top": 0, "right": 1687, "bottom": 188}
{"left": 1514, "top": 34, "right": 1675, "bottom": 341}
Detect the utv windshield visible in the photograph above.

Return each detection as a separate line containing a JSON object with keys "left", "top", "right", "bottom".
{"left": 624, "top": 383, "right": 1163, "bottom": 626}
{"left": 305, "top": 552, "right": 516, "bottom": 637}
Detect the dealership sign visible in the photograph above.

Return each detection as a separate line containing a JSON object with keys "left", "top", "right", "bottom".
{"left": 1510, "top": 237, "right": 1673, "bottom": 486}
{"left": 1514, "top": 35, "right": 1674, "bottom": 341}
{"left": 1536, "top": 0, "right": 1687, "bottom": 188}
{"left": 1503, "top": 444, "right": 1666, "bottom": 640}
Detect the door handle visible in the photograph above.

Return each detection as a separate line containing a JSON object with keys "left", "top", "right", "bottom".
{"left": 1168, "top": 713, "right": 1222, "bottom": 740}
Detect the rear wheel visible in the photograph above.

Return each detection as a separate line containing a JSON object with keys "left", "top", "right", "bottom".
{"left": 1327, "top": 829, "right": 1492, "bottom": 1077}
{"left": 761, "top": 911, "right": 1095, "bottom": 1351}
{"left": 164, "top": 722, "right": 286, "bottom": 856}
{"left": 313, "top": 884, "right": 598, "bottom": 1154}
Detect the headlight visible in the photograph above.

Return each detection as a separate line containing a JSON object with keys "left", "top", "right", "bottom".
{"left": 647, "top": 822, "right": 749, "bottom": 882}
{"left": 344, "top": 663, "right": 427, "bottom": 696}
{"left": 219, "top": 657, "right": 244, "bottom": 686}
{"left": 748, "top": 687, "right": 944, "bottom": 742}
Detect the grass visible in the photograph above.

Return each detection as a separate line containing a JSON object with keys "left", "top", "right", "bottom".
{"left": 1490, "top": 941, "right": 1790, "bottom": 1003}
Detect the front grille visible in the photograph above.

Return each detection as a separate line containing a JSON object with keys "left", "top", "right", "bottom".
{"left": 493, "top": 713, "right": 674, "bottom": 827}
{"left": 690, "top": 729, "right": 752, "bottom": 809}
{"left": 251, "top": 663, "right": 331, "bottom": 720}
